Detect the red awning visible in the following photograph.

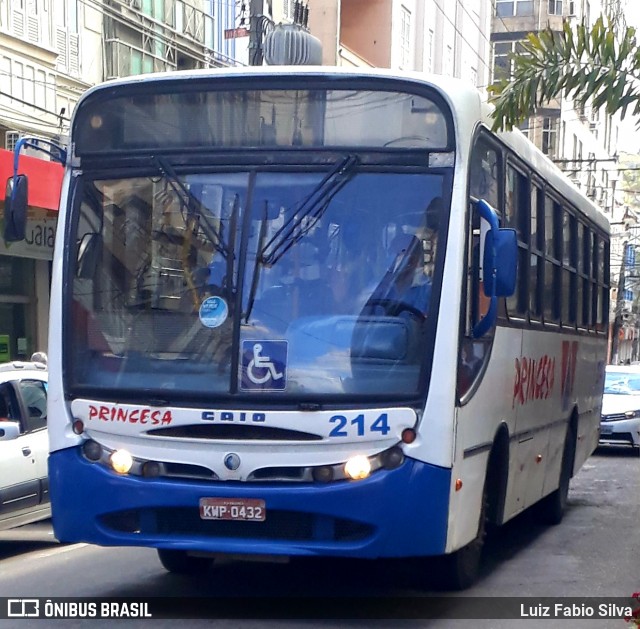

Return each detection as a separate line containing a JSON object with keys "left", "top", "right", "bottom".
{"left": 0, "top": 148, "right": 63, "bottom": 212}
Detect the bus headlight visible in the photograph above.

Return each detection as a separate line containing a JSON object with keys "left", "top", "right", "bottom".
{"left": 110, "top": 449, "right": 134, "bottom": 475}
{"left": 344, "top": 455, "right": 372, "bottom": 480}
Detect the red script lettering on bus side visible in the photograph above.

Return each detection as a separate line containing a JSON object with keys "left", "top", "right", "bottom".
{"left": 87, "top": 405, "right": 172, "bottom": 425}
{"left": 512, "top": 354, "right": 556, "bottom": 408}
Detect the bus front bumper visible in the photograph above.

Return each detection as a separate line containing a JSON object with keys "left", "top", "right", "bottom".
{"left": 49, "top": 447, "right": 451, "bottom": 559}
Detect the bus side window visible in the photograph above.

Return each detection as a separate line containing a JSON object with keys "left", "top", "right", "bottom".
{"left": 469, "top": 140, "right": 499, "bottom": 210}
{"left": 459, "top": 137, "right": 500, "bottom": 398}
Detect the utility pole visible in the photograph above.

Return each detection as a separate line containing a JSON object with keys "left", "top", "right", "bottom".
{"left": 249, "top": 0, "right": 265, "bottom": 66}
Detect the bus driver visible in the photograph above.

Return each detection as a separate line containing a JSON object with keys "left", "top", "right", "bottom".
{"left": 362, "top": 232, "right": 431, "bottom": 318}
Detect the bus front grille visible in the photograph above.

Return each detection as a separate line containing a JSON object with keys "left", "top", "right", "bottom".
{"left": 100, "top": 508, "right": 373, "bottom": 543}
{"left": 146, "top": 424, "right": 322, "bottom": 441}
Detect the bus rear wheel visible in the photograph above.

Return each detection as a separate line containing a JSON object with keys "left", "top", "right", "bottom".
{"left": 157, "top": 549, "right": 213, "bottom": 575}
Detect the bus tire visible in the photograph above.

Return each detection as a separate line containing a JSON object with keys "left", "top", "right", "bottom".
{"left": 535, "top": 421, "right": 576, "bottom": 525}
{"left": 157, "top": 549, "right": 213, "bottom": 575}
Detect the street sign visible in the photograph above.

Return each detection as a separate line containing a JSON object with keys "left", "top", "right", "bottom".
{"left": 224, "top": 27, "right": 249, "bottom": 39}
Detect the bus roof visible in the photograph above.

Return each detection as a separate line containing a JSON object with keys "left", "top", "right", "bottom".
{"left": 74, "top": 66, "right": 610, "bottom": 234}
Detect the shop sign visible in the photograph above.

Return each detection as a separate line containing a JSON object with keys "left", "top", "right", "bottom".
{"left": 0, "top": 335, "right": 9, "bottom": 362}
{"left": 0, "top": 149, "right": 63, "bottom": 211}
{"left": 0, "top": 212, "right": 57, "bottom": 261}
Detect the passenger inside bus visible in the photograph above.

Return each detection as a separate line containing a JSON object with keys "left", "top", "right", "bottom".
{"left": 330, "top": 217, "right": 375, "bottom": 310}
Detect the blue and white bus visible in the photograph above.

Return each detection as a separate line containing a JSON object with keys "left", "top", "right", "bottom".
{"left": 5, "top": 67, "right": 610, "bottom": 588}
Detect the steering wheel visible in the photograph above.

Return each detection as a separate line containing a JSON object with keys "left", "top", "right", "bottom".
{"left": 364, "top": 298, "right": 426, "bottom": 320}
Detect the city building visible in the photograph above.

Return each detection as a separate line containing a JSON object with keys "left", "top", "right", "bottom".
{"left": 0, "top": 0, "right": 241, "bottom": 362}
{"left": 490, "top": 0, "right": 627, "bottom": 362}
{"left": 309, "top": 0, "right": 493, "bottom": 93}
{"left": 0, "top": 0, "right": 97, "bottom": 360}
{"left": 491, "top": 0, "right": 621, "bottom": 212}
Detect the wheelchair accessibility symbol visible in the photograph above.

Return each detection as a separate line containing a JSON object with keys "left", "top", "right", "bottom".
{"left": 241, "top": 340, "right": 288, "bottom": 391}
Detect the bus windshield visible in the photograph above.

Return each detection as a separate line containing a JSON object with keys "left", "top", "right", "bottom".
{"left": 68, "top": 163, "right": 448, "bottom": 401}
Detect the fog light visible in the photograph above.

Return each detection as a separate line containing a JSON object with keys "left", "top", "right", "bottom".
{"left": 141, "top": 461, "right": 161, "bottom": 478}
{"left": 82, "top": 440, "right": 103, "bottom": 462}
{"left": 344, "top": 455, "right": 371, "bottom": 480}
{"left": 110, "top": 449, "right": 133, "bottom": 475}
{"left": 312, "top": 465, "right": 334, "bottom": 483}
{"left": 381, "top": 446, "right": 404, "bottom": 470}
{"left": 72, "top": 420, "right": 84, "bottom": 435}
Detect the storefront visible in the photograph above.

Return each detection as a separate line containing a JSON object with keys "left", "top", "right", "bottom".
{"left": 0, "top": 148, "right": 63, "bottom": 363}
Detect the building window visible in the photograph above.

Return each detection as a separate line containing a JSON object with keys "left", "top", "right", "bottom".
{"left": 542, "top": 117, "right": 558, "bottom": 158}
{"left": 548, "top": 0, "right": 562, "bottom": 14}
{"left": 425, "top": 28, "right": 434, "bottom": 72}
{"left": 496, "top": 0, "right": 534, "bottom": 17}
{"left": 283, "top": 0, "right": 295, "bottom": 20}
{"left": 54, "top": 0, "right": 80, "bottom": 75}
{"left": 400, "top": 6, "right": 412, "bottom": 69}
{"left": 493, "top": 41, "right": 525, "bottom": 82}
{"left": 445, "top": 44, "right": 453, "bottom": 75}
{"left": 469, "top": 65, "right": 478, "bottom": 87}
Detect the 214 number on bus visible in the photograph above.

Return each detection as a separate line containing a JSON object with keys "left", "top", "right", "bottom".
{"left": 329, "top": 413, "right": 390, "bottom": 437}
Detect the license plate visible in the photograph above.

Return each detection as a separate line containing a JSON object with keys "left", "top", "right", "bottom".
{"left": 600, "top": 424, "right": 613, "bottom": 435}
{"left": 199, "top": 498, "right": 266, "bottom": 522}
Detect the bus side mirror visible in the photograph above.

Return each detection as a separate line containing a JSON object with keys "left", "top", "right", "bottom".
{"left": 483, "top": 228, "right": 517, "bottom": 297}
{"left": 77, "top": 233, "right": 103, "bottom": 279}
{"left": 472, "top": 198, "right": 518, "bottom": 338}
{"left": 4, "top": 175, "right": 29, "bottom": 242}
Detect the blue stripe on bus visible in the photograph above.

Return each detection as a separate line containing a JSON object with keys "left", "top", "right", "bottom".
{"left": 49, "top": 447, "right": 451, "bottom": 558}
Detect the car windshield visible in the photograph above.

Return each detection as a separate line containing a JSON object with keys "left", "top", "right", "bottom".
{"left": 66, "top": 164, "right": 450, "bottom": 402}
{"left": 604, "top": 371, "right": 640, "bottom": 394}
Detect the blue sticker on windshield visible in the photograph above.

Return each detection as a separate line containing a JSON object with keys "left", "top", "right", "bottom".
{"left": 199, "top": 296, "right": 228, "bottom": 328}
{"left": 241, "top": 340, "right": 288, "bottom": 391}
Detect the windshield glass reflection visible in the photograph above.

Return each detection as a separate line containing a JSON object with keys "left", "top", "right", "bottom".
{"left": 68, "top": 168, "right": 448, "bottom": 400}
{"left": 604, "top": 371, "right": 640, "bottom": 395}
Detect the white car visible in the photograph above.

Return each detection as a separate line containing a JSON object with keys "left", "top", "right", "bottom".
{"left": 0, "top": 361, "right": 49, "bottom": 529}
{"left": 600, "top": 365, "right": 640, "bottom": 455}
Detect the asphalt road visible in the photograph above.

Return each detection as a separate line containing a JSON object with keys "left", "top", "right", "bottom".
{"left": 0, "top": 446, "right": 638, "bottom": 628}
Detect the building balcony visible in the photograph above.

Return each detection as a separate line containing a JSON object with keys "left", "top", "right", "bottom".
{"left": 105, "top": 38, "right": 176, "bottom": 79}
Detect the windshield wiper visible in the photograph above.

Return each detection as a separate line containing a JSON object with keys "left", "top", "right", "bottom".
{"left": 260, "top": 154, "right": 359, "bottom": 266}
{"left": 242, "top": 156, "right": 359, "bottom": 323}
{"left": 243, "top": 201, "right": 269, "bottom": 323}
